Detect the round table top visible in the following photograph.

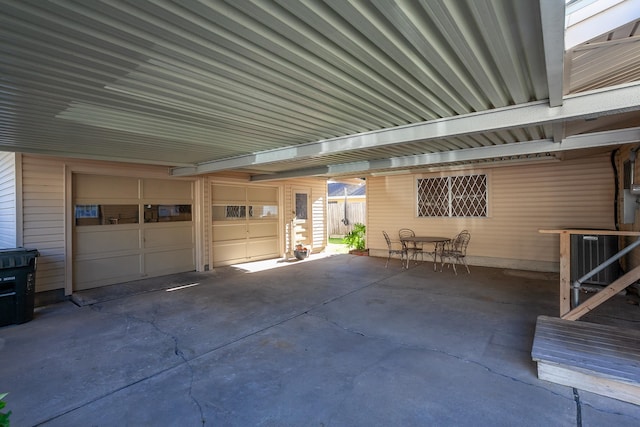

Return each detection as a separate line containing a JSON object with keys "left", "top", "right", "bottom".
{"left": 400, "top": 236, "right": 450, "bottom": 243}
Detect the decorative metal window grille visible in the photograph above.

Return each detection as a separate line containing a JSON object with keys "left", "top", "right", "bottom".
{"left": 417, "top": 175, "right": 487, "bottom": 217}
{"left": 225, "top": 205, "right": 246, "bottom": 219}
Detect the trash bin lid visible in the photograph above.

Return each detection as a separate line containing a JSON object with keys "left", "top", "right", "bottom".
{"left": 0, "top": 248, "right": 39, "bottom": 269}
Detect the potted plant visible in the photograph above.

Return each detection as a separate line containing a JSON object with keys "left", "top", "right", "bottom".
{"left": 344, "top": 223, "right": 368, "bottom": 255}
{"left": 294, "top": 244, "right": 309, "bottom": 260}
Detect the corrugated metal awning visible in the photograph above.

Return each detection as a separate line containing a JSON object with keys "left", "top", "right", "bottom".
{"left": 0, "top": 0, "right": 639, "bottom": 179}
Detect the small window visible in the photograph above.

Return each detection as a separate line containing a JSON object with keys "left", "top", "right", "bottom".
{"left": 295, "top": 193, "right": 308, "bottom": 219}
{"left": 75, "top": 204, "right": 139, "bottom": 226}
{"left": 144, "top": 204, "right": 192, "bottom": 222}
{"left": 417, "top": 174, "right": 487, "bottom": 217}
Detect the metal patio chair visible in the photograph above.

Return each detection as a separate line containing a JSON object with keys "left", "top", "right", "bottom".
{"left": 440, "top": 230, "right": 471, "bottom": 274}
{"left": 383, "top": 230, "right": 406, "bottom": 268}
{"left": 398, "top": 228, "right": 425, "bottom": 266}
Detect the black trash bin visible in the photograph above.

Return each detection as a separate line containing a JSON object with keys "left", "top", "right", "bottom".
{"left": 0, "top": 248, "right": 39, "bottom": 327}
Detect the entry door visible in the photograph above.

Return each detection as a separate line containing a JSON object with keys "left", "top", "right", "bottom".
{"left": 292, "top": 188, "right": 311, "bottom": 248}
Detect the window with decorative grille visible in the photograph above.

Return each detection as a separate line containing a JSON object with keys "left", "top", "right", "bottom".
{"left": 417, "top": 174, "right": 487, "bottom": 217}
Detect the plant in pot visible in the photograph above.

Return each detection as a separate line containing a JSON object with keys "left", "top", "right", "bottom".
{"left": 344, "top": 223, "right": 368, "bottom": 255}
{"left": 294, "top": 244, "right": 309, "bottom": 260}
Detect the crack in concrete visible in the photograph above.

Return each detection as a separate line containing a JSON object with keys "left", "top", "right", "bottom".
{"left": 36, "top": 304, "right": 207, "bottom": 426}
{"left": 95, "top": 305, "right": 207, "bottom": 427}
{"left": 573, "top": 388, "right": 583, "bottom": 427}
{"left": 307, "top": 312, "right": 574, "bottom": 402}
{"left": 579, "top": 401, "right": 640, "bottom": 422}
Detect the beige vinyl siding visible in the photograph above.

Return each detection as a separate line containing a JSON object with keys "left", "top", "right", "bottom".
{"left": 22, "top": 155, "right": 66, "bottom": 292}
{"left": 368, "top": 154, "right": 614, "bottom": 271}
{"left": 0, "top": 152, "right": 17, "bottom": 248}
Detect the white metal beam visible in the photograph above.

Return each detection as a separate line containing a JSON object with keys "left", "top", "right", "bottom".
{"left": 250, "top": 127, "right": 640, "bottom": 181}
{"left": 565, "top": 0, "right": 640, "bottom": 50}
{"left": 0, "top": 146, "right": 187, "bottom": 168}
{"left": 172, "top": 83, "right": 640, "bottom": 176}
{"left": 540, "top": 0, "right": 566, "bottom": 107}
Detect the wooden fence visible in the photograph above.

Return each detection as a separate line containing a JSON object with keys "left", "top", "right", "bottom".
{"left": 328, "top": 202, "right": 366, "bottom": 236}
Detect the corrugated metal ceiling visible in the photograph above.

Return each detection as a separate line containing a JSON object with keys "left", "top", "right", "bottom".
{"left": 0, "top": 0, "right": 639, "bottom": 179}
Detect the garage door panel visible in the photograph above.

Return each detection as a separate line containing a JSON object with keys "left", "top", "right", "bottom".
{"left": 247, "top": 186, "right": 277, "bottom": 203}
{"left": 211, "top": 183, "right": 280, "bottom": 267}
{"left": 247, "top": 239, "right": 278, "bottom": 258}
{"left": 74, "top": 254, "right": 141, "bottom": 290}
{"left": 143, "top": 179, "right": 193, "bottom": 199}
{"left": 145, "top": 248, "right": 195, "bottom": 275}
{"left": 144, "top": 225, "right": 193, "bottom": 248}
{"left": 76, "top": 228, "right": 140, "bottom": 255}
{"left": 212, "top": 241, "right": 246, "bottom": 264}
{"left": 74, "top": 175, "right": 139, "bottom": 199}
{"left": 212, "top": 185, "right": 246, "bottom": 202}
{"left": 74, "top": 174, "right": 196, "bottom": 291}
{"left": 213, "top": 223, "right": 246, "bottom": 241}
{"left": 248, "top": 222, "right": 277, "bottom": 239}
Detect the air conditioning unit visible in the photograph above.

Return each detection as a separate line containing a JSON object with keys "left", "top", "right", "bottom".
{"left": 570, "top": 234, "right": 620, "bottom": 286}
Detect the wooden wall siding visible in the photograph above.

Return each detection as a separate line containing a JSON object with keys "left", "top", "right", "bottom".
{"left": 21, "top": 155, "right": 66, "bottom": 292}
{"left": 0, "top": 152, "right": 16, "bottom": 248}
{"left": 368, "top": 154, "right": 615, "bottom": 271}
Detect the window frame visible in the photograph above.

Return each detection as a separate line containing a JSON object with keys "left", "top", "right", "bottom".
{"left": 416, "top": 173, "right": 489, "bottom": 218}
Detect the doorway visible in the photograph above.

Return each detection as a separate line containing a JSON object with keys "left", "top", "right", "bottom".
{"left": 292, "top": 187, "right": 312, "bottom": 250}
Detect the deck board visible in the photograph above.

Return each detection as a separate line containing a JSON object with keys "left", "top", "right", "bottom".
{"left": 531, "top": 315, "right": 640, "bottom": 404}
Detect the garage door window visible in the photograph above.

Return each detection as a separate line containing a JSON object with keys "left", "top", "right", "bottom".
{"left": 250, "top": 205, "right": 278, "bottom": 219}
{"left": 144, "top": 204, "right": 192, "bottom": 222}
{"left": 75, "top": 204, "right": 139, "bottom": 225}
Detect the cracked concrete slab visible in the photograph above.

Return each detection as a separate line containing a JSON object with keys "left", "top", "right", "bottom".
{"left": 1, "top": 254, "right": 639, "bottom": 426}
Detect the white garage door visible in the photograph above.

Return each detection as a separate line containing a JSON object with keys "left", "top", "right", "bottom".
{"left": 73, "top": 174, "right": 195, "bottom": 290}
{"left": 211, "top": 184, "right": 279, "bottom": 266}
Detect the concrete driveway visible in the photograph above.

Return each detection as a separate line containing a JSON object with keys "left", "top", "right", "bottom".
{"left": 1, "top": 254, "right": 639, "bottom": 426}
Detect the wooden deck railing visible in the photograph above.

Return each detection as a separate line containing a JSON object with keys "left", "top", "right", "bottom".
{"left": 539, "top": 229, "right": 640, "bottom": 319}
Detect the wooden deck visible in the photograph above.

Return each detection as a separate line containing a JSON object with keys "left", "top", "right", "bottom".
{"left": 531, "top": 315, "right": 640, "bottom": 405}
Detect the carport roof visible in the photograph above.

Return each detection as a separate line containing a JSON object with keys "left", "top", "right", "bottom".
{"left": 0, "top": 0, "right": 639, "bottom": 180}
